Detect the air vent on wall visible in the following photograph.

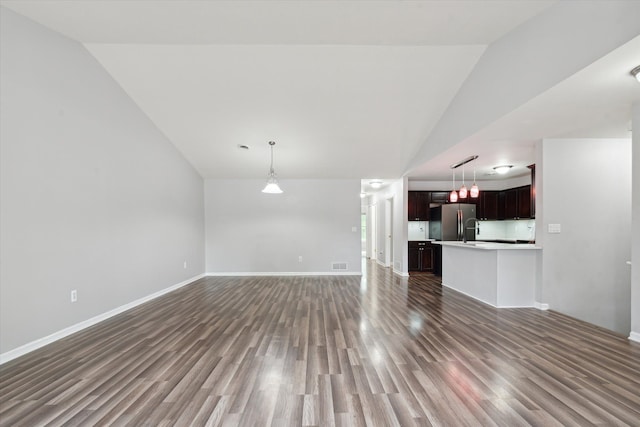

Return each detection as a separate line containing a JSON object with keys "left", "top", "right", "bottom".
{"left": 331, "top": 262, "right": 348, "bottom": 271}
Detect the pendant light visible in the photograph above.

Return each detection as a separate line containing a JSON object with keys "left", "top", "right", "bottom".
{"left": 449, "top": 169, "right": 458, "bottom": 203}
{"left": 262, "top": 141, "right": 283, "bottom": 194}
{"left": 450, "top": 155, "right": 479, "bottom": 201}
{"left": 458, "top": 163, "right": 468, "bottom": 199}
{"left": 470, "top": 163, "right": 479, "bottom": 198}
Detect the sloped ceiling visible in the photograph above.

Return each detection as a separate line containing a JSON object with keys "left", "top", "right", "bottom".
{"left": 4, "top": 1, "right": 638, "bottom": 187}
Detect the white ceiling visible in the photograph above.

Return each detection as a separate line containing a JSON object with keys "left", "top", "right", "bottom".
{"left": 409, "top": 33, "right": 640, "bottom": 182}
{"left": 3, "top": 0, "right": 638, "bottom": 187}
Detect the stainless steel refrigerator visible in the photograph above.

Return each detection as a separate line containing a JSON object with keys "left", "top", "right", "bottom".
{"left": 429, "top": 203, "right": 476, "bottom": 241}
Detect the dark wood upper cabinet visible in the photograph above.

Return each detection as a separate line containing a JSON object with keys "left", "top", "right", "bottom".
{"left": 408, "top": 191, "right": 430, "bottom": 221}
{"left": 497, "top": 191, "right": 506, "bottom": 220}
{"left": 408, "top": 184, "right": 533, "bottom": 222}
{"left": 504, "top": 188, "right": 518, "bottom": 219}
{"left": 517, "top": 186, "right": 532, "bottom": 219}
{"left": 528, "top": 164, "right": 536, "bottom": 219}
{"left": 408, "top": 191, "right": 417, "bottom": 220}
{"left": 430, "top": 191, "right": 450, "bottom": 204}
{"left": 479, "top": 191, "right": 501, "bottom": 220}
{"left": 503, "top": 185, "right": 532, "bottom": 219}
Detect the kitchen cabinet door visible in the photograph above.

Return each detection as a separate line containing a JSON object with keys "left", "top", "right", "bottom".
{"left": 408, "top": 241, "right": 434, "bottom": 272}
{"left": 504, "top": 188, "right": 518, "bottom": 219}
{"left": 422, "top": 246, "right": 434, "bottom": 271}
{"left": 503, "top": 186, "right": 532, "bottom": 219}
{"left": 408, "top": 192, "right": 429, "bottom": 221}
{"left": 408, "top": 192, "right": 418, "bottom": 221}
{"left": 481, "top": 191, "right": 500, "bottom": 220}
{"left": 408, "top": 246, "right": 420, "bottom": 270}
{"left": 517, "top": 186, "right": 532, "bottom": 219}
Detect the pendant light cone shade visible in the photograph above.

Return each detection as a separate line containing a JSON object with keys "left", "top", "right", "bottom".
{"left": 470, "top": 183, "right": 479, "bottom": 198}
{"left": 470, "top": 165, "right": 479, "bottom": 198}
{"left": 262, "top": 141, "right": 283, "bottom": 194}
{"left": 449, "top": 169, "right": 458, "bottom": 202}
{"left": 262, "top": 175, "right": 283, "bottom": 194}
{"left": 458, "top": 164, "right": 467, "bottom": 198}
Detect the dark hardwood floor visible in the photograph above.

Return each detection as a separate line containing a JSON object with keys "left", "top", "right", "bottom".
{"left": 1, "top": 260, "right": 639, "bottom": 426}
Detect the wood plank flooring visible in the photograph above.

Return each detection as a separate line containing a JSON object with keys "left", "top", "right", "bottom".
{"left": 1, "top": 260, "right": 639, "bottom": 426}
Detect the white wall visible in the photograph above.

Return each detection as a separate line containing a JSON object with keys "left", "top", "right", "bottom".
{"left": 205, "top": 179, "right": 361, "bottom": 274}
{"left": 631, "top": 103, "right": 640, "bottom": 341}
{"left": 0, "top": 9, "right": 205, "bottom": 356}
{"left": 538, "top": 138, "right": 631, "bottom": 335}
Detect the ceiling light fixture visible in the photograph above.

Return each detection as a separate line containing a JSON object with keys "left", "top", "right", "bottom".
{"left": 450, "top": 155, "right": 479, "bottom": 201}
{"left": 370, "top": 180, "right": 383, "bottom": 189}
{"left": 261, "top": 141, "right": 283, "bottom": 194}
{"left": 631, "top": 65, "right": 640, "bottom": 82}
{"left": 493, "top": 165, "right": 513, "bottom": 174}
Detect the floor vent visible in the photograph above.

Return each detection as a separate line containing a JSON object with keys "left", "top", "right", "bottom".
{"left": 332, "top": 262, "right": 348, "bottom": 271}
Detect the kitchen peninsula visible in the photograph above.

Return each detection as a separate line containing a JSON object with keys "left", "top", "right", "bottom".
{"left": 435, "top": 241, "right": 541, "bottom": 308}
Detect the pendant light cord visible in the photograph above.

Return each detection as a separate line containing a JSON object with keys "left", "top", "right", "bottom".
{"left": 269, "top": 141, "right": 276, "bottom": 174}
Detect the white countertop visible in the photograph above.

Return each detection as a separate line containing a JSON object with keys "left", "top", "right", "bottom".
{"left": 434, "top": 241, "right": 541, "bottom": 250}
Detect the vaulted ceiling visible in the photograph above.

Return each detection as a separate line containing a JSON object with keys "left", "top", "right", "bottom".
{"left": 2, "top": 1, "right": 638, "bottom": 187}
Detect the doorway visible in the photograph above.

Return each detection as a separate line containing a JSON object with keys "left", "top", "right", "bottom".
{"left": 368, "top": 204, "right": 377, "bottom": 261}
{"left": 361, "top": 212, "right": 366, "bottom": 256}
{"left": 385, "top": 197, "right": 393, "bottom": 268}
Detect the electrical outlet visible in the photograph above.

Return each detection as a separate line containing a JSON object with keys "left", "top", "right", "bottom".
{"left": 298, "top": 256, "right": 303, "bottom": 263}
{"left": 183, "top": 260, "right": 187, "bottom": 269}
{"left": 71, "top": 290, "right": 77, "bottom": 303}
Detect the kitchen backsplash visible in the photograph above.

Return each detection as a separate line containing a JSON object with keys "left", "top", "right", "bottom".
{"left": 477, "top": 219, "right": 535, "bottom": 241}
{"left": 408, "top": 219, "right": 536, "bottom": 241}
{"left": 408, "top": 221, "right": 429, "bottom": 240}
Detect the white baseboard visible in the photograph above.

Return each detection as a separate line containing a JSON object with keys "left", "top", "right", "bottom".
{"left": 393, "top": 269, "right": 409, "bottom": 277}
{"left": 441, "top": 283, "right": 539, "bottom": 309}
{"left": 534, "top": 302, "right": 549, "bottom": 311}
{"left": 629, "top": 331, "right": 640, "bottom": 343}
{"left": 441, "top": 282, "right": 497, "bottom": 308}
{"left": 0, "top": 273, "right": 205, "bottom": 365}
{"left": 206, "top": 271, "right": 362, "bottom": 276}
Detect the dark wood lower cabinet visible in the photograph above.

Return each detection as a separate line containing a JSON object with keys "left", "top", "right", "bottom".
{"left": 408, "top": 241, "right": 434, "bottom": 272}
{"left": 433, "top": 244, "right": 442, "bottom": 276}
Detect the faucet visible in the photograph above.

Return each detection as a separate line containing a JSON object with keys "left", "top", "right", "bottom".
{"left": 463, "top": 217, "right": 479, "bottom": 243}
